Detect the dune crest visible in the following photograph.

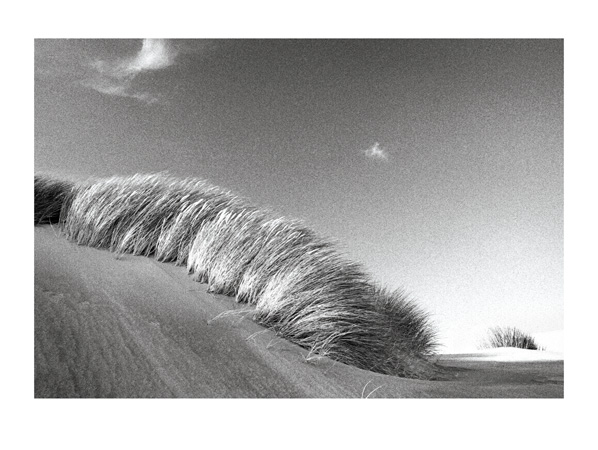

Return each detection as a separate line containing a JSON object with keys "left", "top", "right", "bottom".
{"left": 34, "top": 172, "right": 438, "bottom": 378}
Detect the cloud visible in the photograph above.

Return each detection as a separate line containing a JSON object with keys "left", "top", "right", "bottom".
{"left": 82, "top": 39, "right": 178, "bottom": 104}
{"left": 363, "top": 142, "right": 388, "bottom": 161}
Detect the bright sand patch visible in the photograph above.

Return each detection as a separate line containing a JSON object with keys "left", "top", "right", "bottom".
{"left": 440, "top": 347, "right": 564, "bottom": 362}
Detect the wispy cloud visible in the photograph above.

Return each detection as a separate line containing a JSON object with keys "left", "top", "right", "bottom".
{"left": 82, "top": 39, "right": 178, "bottom": 104}
{"left": 363, "top": 142, "right": 388, "bottom": 161}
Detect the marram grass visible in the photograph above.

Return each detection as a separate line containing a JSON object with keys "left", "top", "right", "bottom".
{"left": 35, "top": 172, "right": 439, "bottom": 378}
{"left": 481, "top": 326, "right": 540, "bottom": 350}
{"left": 61, "top": 173, "right": 249, "bottom": 264}
{"left": 34, "top": 175, "right": 75, "bottom": 225}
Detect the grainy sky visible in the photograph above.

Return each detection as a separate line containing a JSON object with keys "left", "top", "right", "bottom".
{"left": 35, "top": 39, "right": 563, "bottom": 351}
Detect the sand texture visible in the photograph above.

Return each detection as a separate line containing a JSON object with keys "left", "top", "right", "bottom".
{"left": 35, "top": 226, "right": 563, "bottom": 398}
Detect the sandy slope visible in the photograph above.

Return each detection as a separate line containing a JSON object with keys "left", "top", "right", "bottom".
{"left": 34, "top": 226, "right": 563, "bottom": 398}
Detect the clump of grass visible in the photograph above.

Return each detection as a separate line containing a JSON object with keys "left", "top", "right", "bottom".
{"left": 253, "top": 274, "right": 439, "bottom": 378}
{"left": 251, "top": 245, "right": 382, "bottom": 366}
{"left": 374, "top": 287, "right": 439, "bottom": 358}
{"left": 61, "top": 173, "right": 249, "bottom": 265}
{"left": 234, "top": 218, "right": 325, "bottom": 305}
{"left": 34, "top": 175, "right": 75, "bottom": 225}
{"left": 187, "top": 207, "right": 268, "bottom": 294}
{"left": 154, "top": 179, "right": 249, "bottom": 265}
{"left": 36, "top": 172, "right": 440, "bottom": 378}
{"left": 482, "top": 326, "right": 540, "bottom": 350}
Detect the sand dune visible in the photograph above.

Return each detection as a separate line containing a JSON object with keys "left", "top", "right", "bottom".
{"left": 36, "top": 172, "right": 438, "bottom": 378}
{"left": 34, "top": 226, "right": 563, "bottom": 398}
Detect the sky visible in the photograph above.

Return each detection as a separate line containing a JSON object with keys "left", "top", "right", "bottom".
{"left": 34, "top": 39, "right": 563, "bottom": 352}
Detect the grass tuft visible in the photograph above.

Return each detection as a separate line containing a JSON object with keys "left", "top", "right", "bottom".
{"left": 35, "top": 172, "right": 440, "bottom": 378}
{"left": 187, "top": 207, "right": 268, "bottom": 293}
{"left": 34, "top": 175, "right": 75, "bottom": 225}
{"left": 481, "top": 326, "right": 540, "bottom": 350}
{"left": 60, "top": 173, "right": 249, "bottom": 264}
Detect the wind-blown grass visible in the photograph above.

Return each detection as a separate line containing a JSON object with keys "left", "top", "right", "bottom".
{"left": 482, "top": 326, "right": 540, "bottom": 350}
{"left": 187, "top": 207, "right": 268, "bottom": 294}
{"left": 61, "top": 173, "right": 248, "bottom": 265}
{"left": 34, "top": 175, "right": 75, "bottom": 225}
{"left": 187, "top": 204, "right": 438, "bottom": 375}
{"left": 35, "top": 172, "right": 439, "bottom": 378}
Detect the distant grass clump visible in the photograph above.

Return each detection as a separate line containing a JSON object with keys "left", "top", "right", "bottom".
{"left": 482, "top": 326, "right": 540, "bottom": 350}
{"left": 34, "top": 175, "right": 75, "bottom": 225}
{"left": 35, "top": 172, "right": 439, "bottom": 378}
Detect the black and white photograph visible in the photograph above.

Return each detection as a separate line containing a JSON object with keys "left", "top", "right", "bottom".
{"left": 10, "top": 1, "right": 595, "bottom": 447}
{"left": 34, "top": 37, "right": 564, "bottom": 398}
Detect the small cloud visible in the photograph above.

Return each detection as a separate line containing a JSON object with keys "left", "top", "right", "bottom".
{"left": 363, "top": 142, "right": 388, "bottom": 161}
{"left": 82, "top": 39, "right": 177, "bottom": 104}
